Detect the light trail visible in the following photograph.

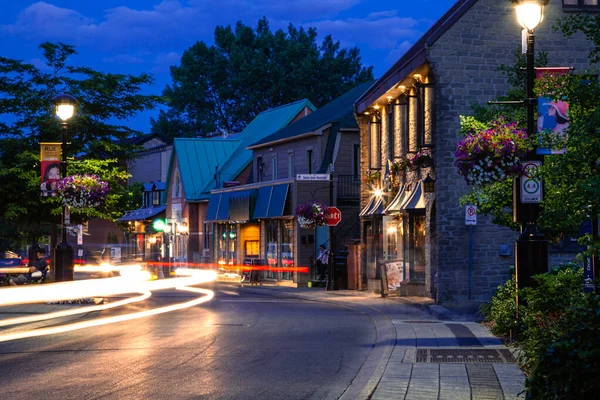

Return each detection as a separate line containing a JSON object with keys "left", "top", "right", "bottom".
{"left": 0, "top": 287, "right": 214, "bottom": 343}
{"left": 0, "top": 268, "right": 217, "bottom": 306}
{"left": 0, "top": 291, "right": 151, "bottom": 327}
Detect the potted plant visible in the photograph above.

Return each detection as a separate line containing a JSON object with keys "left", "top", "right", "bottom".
{"left": 390, "top": 157, "right": 410, "bottom": 175}
{"left": 362, "top": 170, "right": 381, "bottom": 186}
{"left": 55, "top": 174, "right": 109, "bottom": 208}
{"left": 295, "top": 200, "right": 327, "bottom": 229}
{"left": 409, "top": 149, "right": 433, "bottom": 169}
{"left": 454, "top": 117, "right": 533, "bottom": 186}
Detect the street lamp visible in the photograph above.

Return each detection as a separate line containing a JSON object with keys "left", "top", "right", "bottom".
{"left": 513, "top": 0, "right": 549, "bottom": 289}
{"left": 51, "top": 93, "right": 78, "bottom": 282}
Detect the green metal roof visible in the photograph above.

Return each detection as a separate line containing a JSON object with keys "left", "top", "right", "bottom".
{"left": 249, "top": 81, "right": 374, "bottom": 148}
{"left": 170, "top": 99, "right": 315, "bottom": 201}
{"left": 212, "top": 99, "right": 315, "bottom": 191}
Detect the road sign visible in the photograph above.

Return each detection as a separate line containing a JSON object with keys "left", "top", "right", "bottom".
{"left": 296, "top": 174, "right": 330, "bottom": 181}
{"left": 326, "top": 206, "right": 342, "bottom": 226}
{"left": 521, "top": 161, "right": 542, "bottom": 203}
{"left": 465, "top": 205, "right": 477, "bottom": 226}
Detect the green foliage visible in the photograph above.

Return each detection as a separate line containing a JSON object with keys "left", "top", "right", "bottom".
{"left": 480, "top": 275, "right": 519, "bottom": 336}
{"left": 154, "top": 17, "right": 373, "bottom": 138}
{"left": 458, "top": 115, "right": 488, "bottom": 137}
{"left": 557, "top": 14, "right": 600, "bottom": 64}
{"left": 0, "top": 42, "right": 160, "bottom": 248}
{"left": 459, "top": 179, "right": 519, "bottom": 229}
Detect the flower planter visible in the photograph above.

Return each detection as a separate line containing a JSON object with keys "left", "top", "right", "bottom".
{"left": 56, "top": 174, "right": 109, "bottom": 209}
{"left": 296, "top": 200, "right": 327, "bottom": 229}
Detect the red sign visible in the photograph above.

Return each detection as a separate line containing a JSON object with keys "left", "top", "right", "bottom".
{"left": 326, "top": 206, "right": 342, "bottom": 226}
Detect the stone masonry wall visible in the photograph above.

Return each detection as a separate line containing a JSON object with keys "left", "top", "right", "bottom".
{"left": 428, "top": 0, "right": 594, "bottom": 303}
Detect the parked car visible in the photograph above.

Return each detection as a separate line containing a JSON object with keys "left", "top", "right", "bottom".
{"left": 0, "top": 251, "right": 24, "bottom": 267}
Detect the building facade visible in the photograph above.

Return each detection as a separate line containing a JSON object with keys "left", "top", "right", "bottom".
{"left": 354, "top": 0, "right": 595, "bottom": 302}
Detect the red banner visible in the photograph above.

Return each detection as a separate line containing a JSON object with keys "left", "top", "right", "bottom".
{"left": 40, "top": 143, "right": 61, "bottom": 196}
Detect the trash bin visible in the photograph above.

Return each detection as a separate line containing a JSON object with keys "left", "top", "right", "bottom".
{"left": 346, "top": 244, "right": 360, "bottom": 290}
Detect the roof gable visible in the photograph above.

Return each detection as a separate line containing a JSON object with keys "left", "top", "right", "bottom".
{"left": 249, "top": 81, "right": 374, "bottom": 148}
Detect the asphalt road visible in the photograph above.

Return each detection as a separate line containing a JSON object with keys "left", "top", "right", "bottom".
{"left": 0, "top": 285, "right": 378, "bottom": 400}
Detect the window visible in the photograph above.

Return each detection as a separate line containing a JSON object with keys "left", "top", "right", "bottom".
{"left": 369, "top": 116, "right": 381, "bottom": 169}
{"left": 174, "top": 171, "right": 181, "bottom": 198}
{"left": 152, "top": 191, "right": 160, "bottom": 206}
{"left": 563, "top": 0, "right": 599, "bottom": 10}
{"left": 272, "top": 156, "right": 277, "bottom": 180}
{"left": 256, "top": 156, "right": 263, "bottom": 182}
{"left": 394, "top": 97, "right": 408, "bottom": 158}
{"left": 353, "top": 144, "right": 360, "bottom": 180}
{"left": 307, "top": 149, "right": 313, "bottom": 174}
{"left": 288, "top": 152, "right": 295, "bottom": 178}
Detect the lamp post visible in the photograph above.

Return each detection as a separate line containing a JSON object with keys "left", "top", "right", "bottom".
{"left": 513, "top": 0, "right": 549, "bottom": 289}
{"left": 327, "top": 160, "right": 337, "bottom": 290}
{"left": 51, "top": 93, "right": 78, "bottom": 282}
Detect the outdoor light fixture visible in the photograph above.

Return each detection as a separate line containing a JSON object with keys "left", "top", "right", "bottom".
{"left": 514, "top": 0, "right": 548, "bottom": 32}
{"left": 51, "top": 93, "right": 78, "bottom": 282}
{"left": 229, "top": 231, "right": 236, "bottom": 240}
{"left": 413, "top": 73, "right": 423, "bottom": 83}
{"left": 52, "top": 93, "right": 77, "bottom": 122}
{"left": 374, "top": 188, "right": 383, "bottom": 197}
{"left": 398, "top": 85, "right": 406, "bottom": 92}
{"left": 163, "top": 224, "right": 172, "bottom": 234}
{"left": 423, "top": 173, "right": 436, "bottom": 193}
{"left": 152, "top": 219, "right": 166, "bottom": 232}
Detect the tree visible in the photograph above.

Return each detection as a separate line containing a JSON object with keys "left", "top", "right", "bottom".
{"left": 152, "top": 17, "right": 374, "bottom": 138}
{"left": 0, "top": 42, "right": 159, "bottom": 251}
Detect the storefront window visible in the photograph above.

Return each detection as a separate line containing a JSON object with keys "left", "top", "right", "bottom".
{"left": 265, "top": 221, "right": 279, "bottom": 279}
{"left": 281, "top": 220, "right": 294, "bottom": 280}
{"left": 409, "top": 215, "right": 426, "bottom": 281}
{"left": 383, "top": 216, "right": 398, "bottom": 261}
{"left": 217, "top": 223, "right": 228, "bottom": 266}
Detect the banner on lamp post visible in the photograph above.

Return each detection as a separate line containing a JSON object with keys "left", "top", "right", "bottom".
{"left": 536, "top": 67, "right": 570, "bottom": 155}
{"left": 40, "top": 142, "right": 61, "bottom": 197}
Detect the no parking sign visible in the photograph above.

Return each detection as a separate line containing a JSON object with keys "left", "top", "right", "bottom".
{"left": 465, "top": 205, "right": 477, "bottom": 226}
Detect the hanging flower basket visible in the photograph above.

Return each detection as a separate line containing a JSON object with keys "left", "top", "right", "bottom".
{"left": 295, "top": 200, "right": 327, "bottom": 229}
{"left": 56, "top": 174, "right": 109, "bottom": 208}
{"left": 409, "top": 149, "right": 433, "bottom": 169}
{"left": 362, "top": 170, "right": 381, "bottom": 186}
{"left": 454, "top": 118, "right": 533, "bottom": 186}
{"left": 390, "top": 157, "right": 410, "bottom": 175}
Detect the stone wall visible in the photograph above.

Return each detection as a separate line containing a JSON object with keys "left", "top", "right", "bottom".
{"left": 428, "top": 0, "right": 594, "bottom": 303}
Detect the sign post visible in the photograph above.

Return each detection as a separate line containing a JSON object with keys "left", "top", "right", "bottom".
{"left": 521, "top": 161, "right": 542, "bottom": 203}
{"left": 465, "top": 205, "right": 477, "bottom": 300}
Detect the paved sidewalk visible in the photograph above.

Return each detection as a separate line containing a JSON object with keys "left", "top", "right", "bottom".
{"left": 238, "top": 284, "right": 525, "bottom": 400}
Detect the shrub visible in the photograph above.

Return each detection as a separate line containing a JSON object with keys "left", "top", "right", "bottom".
{"left": 480, "top": 275, "right": 520, "bottom": 337}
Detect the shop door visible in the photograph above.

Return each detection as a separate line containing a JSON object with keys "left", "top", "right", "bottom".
{"left": 408, "top": 214, "right": 426, "bottom": 281}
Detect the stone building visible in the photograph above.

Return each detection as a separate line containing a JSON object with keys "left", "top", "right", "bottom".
{"left": 354, "top": 0, "right": 596, "bottom": 302}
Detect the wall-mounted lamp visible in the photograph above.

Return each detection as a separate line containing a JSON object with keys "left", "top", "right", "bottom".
{"left": 413, "top": 73, "right": 423, "bottom": 83}
{"left": 398, "top": 85, "right": 407, "bottom": 92}
{"left": 373, "top": 188, "right": 383, "bottom": 197}
{"left": 423, "top": 173, "right": 436, "bottom": 193}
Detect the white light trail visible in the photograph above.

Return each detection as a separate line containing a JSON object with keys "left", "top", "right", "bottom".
{"left": 0, "top": 287, "right": 214, "bottom": 343}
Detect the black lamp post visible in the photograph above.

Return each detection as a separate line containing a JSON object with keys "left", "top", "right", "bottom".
{"left": 513, "top": 0, "right": 549, "bottom": 289}
{"left": 51, "top": 93, "right": 77, "bottom": 282}
{"left": 327, "top": 160, "right": 337, "bottom": 291}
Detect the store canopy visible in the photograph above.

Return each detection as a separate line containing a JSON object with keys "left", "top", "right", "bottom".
{"left": 253, "top": 186, "right": 273, "bottom": 219}
{"left": 384, "top": 184, "right": 408, "bottom": 214}
{"left": 117, "top": 205, "right": 166, "bottom": 222}
{"left": 216, "top": 192, "right": 231, "bottom": 221}
{"left": 267, "top": 184, "right": 290, "bottom": 218}
{"left": 229, "top": 189, "right": 257, "bottom": 222}
{"left": 205, "top": 193, "right": 221, "bottom": 222}
{"left": 359, "top": 196, "right": 384, "bottom": 217}
{"left": 399, "top": 181, "right": 426, "bottom": 211}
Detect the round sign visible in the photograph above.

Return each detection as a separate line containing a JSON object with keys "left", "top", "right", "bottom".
{"left": 326, "top": 206, "right": 342, "bottom": 226}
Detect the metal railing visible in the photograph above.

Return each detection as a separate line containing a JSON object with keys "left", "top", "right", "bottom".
{"left": 337, "top": 175, "right": 360, "bottom": 199}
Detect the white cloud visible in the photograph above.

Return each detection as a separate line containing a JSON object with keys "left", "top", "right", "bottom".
{"left": 152, "top": 52, "right": 181, "bottom": 72}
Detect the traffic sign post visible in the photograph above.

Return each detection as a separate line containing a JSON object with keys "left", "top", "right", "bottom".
{"left": 465, "top": 205, "right": 477, "bottom": 226}
{"left": 465, "top": 205, "right": 477, "bottom": 300}
{"left": 326, "top": 206, "right": 342, "bottom": 226}
{"left": 521, "top": 161, "right": 542, "bottom": 203}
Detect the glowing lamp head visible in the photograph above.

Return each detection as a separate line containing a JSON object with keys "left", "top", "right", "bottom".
{"left": 374, "top": 189, "right": 383, "bottom": 197}
{"left": 51, "top": 93, "right": 77, "bottom": 122}
{"left": 514, "top": 0, "right": 547, "bottom": 32}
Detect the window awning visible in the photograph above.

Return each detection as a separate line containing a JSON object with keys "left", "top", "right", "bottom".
{"left": 267, "top": 184, "right": 290, "bottom": 218}
{"left": 399, "top": 181, "right": 426, "bottom": 211}
{"left": 253, "top": 186, "right": 273, "bottom": 219}
{"left": 384, "top": 184, "right": 408, "bottom": 214}
{"left": 117, "top": 205, "right": 166, "bottom": 222}
{"left": 216, "top": 192, "right": 231, "bottom": 221}
{"left": 205, "top": 193, "right": 221, "bottom": 222}
{"left": 359, "top": 196, "right": 384, "bottom": 217}
{"left": 229, "top": 189, "right": 257, "bottom": 222}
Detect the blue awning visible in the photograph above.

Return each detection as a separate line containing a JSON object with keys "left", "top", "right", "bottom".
{"left": 229, "top": 189, "right": 257, "bottom": 222}
{"left": 267, "top": 184, "right": 289, "bottom": 217}
{"left": 400, "top": 181, "right": 425, "bottom": 211}
{"left": 216, "top": 192, "right": 231, "bottom": 221}
{"left": 117, "top": 205, "right": 166, "bottom": 222}
{"left": 253, "top": 186, "right": 273, "bottom": 219}
{"left": 359, "top": 196, "right": 384, "bottom": 218}
{"left": 205, "top": 193, "right": 221, "bottom": 222}
{"left": 384, "top": 184, "right": 408, "bottom": 214}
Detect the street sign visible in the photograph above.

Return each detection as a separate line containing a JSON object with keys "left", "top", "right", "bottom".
{"left": 296, "top": 174, "right": 329, "bottom": 181}
{"left": 584, "top": 256, "right": 595, "bottom": 293}
{"left": 326, "top": 206, "right": 342, "bottom": 226}
{"left": 465, "top": 205, "right": 477, "bottom": 226}
{"left": 521, "top": 161, "right": 542, "bottom": 203}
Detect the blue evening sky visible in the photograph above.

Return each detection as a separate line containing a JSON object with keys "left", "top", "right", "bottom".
{"left": 1, "top": 0, "right": 458, "bottom": 132}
